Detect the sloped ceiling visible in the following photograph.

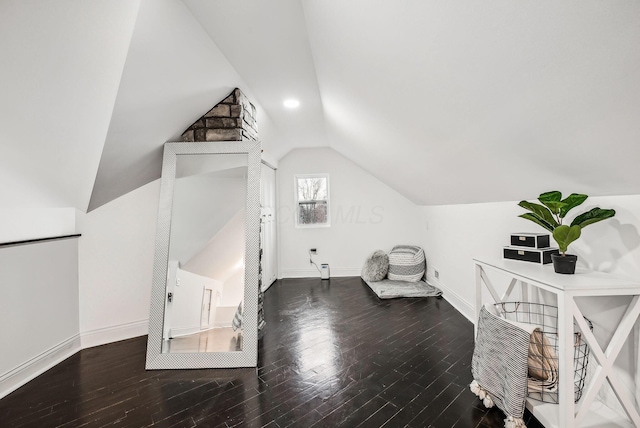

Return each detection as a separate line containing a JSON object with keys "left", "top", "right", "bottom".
{"left": 0, "top": 0, "right": 140, "bottom": 209}
{"left": 98, "top": 0, "right": 640, "bottom": 208}
{"left": 3, "top": 1, "right": 639, "bottom": 212}
{"left": 302, "top": 1, "right": 640, "bottom": 204}
{"left": 183, "top": 0, "right": 327, "bottom": 150}
{"left": 87, "top": 0, "right": 280, "bottom": 210}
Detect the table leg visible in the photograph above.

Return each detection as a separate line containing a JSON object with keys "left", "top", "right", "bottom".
{"left": 557, "top": 292, "right": 576, "bottom": 427}
{"left": 574, "top": 295, "right": 640, "bottom": 426}
{"left": 475, "top": 263, "right": 482, "bottom": 337}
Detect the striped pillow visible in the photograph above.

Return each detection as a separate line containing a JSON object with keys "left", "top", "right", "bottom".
{"left": 387, "top": 245, "right": 426, "bottom": 282}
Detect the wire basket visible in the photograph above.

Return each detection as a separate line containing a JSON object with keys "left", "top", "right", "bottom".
{"left": 493, "top": 302, "right": 592, "bottom": 403}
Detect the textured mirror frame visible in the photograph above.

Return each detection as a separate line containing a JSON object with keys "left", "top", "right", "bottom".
{"left": 145, "top": 141, "right": 261, "bottom": 369}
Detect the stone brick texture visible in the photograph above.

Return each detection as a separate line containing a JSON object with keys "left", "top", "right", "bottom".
{"left": 181, "top": 88, "right": 259, "bottom": 142}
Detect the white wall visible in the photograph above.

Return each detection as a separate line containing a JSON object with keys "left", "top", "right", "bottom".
{"left": 0, "top": 208, "right": 77, "bottom": 243}
{"left": 419, "top": 200, "right": 544, "bottom": 317}
{"left": 215, "top": 306, "right": 237, "bottom": 328}
{"left": 419, "top": 195, "right": 640, "bottom": 317}
{"left": 169, "top": 267, "right": 220, "bottom": 337}
{"left": 77, "top": 180, "right": 160, "bottom": 348}
{"left": 221, "top": 269, "right": 244, "bottom": 308}
{"left": 0, "top": 238, "right": 80, "bottom": 399}
{"left": 419, "top": 194, "right": 640, "bottom": 418}
{"left": 278, "top": 147, "right": 420, "bottom": 277}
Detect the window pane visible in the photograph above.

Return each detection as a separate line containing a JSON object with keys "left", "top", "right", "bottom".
{"left": 295, "top": 174, "right": 329, "bottom": 227}
{"left": 297, "top": 177, "right": 327, "bottom": 202}
{"left": 298, "top": 201, "right": 328, "bottom": 225}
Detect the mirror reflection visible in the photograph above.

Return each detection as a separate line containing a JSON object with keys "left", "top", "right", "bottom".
{"left": 161, "top": 153, "right": 247, "bottom": 354}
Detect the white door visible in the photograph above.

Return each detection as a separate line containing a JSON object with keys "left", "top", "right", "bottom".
{"left": 260, "top": 164, "right": 277, "bottom": 290}
{"left": 201, "top": 289, "right": 212, "bottom": 329}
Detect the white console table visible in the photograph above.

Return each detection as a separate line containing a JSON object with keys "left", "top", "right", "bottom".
{"left": 474, "top": 258, "right": 640, "bottom": 428}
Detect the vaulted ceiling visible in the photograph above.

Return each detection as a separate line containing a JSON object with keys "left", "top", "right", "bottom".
{"left": 2, "top": 0, "right": 639, "bottom": 212}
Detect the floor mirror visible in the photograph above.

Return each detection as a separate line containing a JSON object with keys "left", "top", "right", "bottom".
{"left": 146, "top": 141, "right": 261, "bottom": 369}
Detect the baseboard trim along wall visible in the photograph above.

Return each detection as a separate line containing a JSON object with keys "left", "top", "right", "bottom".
{"left": 1, "top": 320, "right": 150, "bottom": 399}
{"left": 426, "top": 274, "right": 475, "bottom": 323}
{"left": 0, "top": 334, "right": 82, "bottom": 400}
{"left": 280, "top": 267, "right": 361, "bottom": 279}
{"left": 80, "top": 319, "right": 148, "bottom": 349}
{"left": 169, "top": 325, "right": 200, "bottom": 338}
{"left": 280, "top": 269, "right": 475, "bottom": 323}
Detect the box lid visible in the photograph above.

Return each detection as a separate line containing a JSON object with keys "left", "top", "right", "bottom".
{"left": 504, "top": 245, "right": 558, "bottom": 252}
{"left": 510, "top": 233, "right": 550, "bottom": 237}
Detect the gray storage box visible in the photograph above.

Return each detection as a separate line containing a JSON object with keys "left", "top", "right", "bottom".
{"left": 503, "top": 246, "right": 559, "bottom": 264}
{"left": 510, "top": 233, "right": 550, "bottom": 249}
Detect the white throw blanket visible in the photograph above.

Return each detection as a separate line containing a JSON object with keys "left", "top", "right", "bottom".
{"left": 471, "top": 305, "right": 539, "bottom": 428}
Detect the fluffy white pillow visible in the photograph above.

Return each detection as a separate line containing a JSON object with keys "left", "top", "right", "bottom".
{"left": 361, "top": 250, "right": 389, "bottom": 282}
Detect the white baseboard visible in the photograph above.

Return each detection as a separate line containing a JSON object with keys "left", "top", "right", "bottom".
{"left": 426, "top": 274, "right": 475, "bottom": 323}
{"left": 262, "top": 277, "right": 276, "bottom": 291}
{"left": 0, "top": 334, "right": 81, "bottom": 400}
{"left": 169, "top": 325, "right": 201, "bottom": 338}
{"left": 80, "top": 319, "right": 148, "bottom": 349}
{"left": 1, "top": 320, "right": 150, "bottom": 400}
{"left": 280, "top": 267, "right": 361, "bottom": 278}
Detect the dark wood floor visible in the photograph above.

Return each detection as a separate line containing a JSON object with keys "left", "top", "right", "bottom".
{"left": 0, "top": 277, "right": 544, "bottom": 427}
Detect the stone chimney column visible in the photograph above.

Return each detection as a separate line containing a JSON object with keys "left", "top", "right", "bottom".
{"left": 181, "top": 88, "right": 258, "bottom": 142}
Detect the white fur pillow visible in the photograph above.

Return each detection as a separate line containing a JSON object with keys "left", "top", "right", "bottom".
{"left": 361, "top": 250, "right": 389, "bottom": 282}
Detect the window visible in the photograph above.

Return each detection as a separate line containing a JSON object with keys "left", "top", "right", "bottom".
{"left": 295, "top": 174, "right": 330, "bottom": 227}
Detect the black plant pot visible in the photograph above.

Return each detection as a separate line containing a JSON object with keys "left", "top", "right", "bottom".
{"left": 551, "top": 254, "right": 577, "bottom": 274}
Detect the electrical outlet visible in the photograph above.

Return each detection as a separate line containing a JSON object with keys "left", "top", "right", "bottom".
{"left": 434, "top": 270, "right": 439, "bottom": 280}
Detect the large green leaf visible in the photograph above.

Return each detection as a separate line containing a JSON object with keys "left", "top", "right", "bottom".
{"left": 538, "top": 191, "right": 564, "bottom": 214}
{"left": 546, "top": 201, "right": 568, "bottom": 215}
{"left": 539, "top": 191, "right": 562, "bottom": 203}
{"left": 571, "top": 208, "right": 616, "bottom": 228}
{"left": 518, "top": 201, "right": 558, "bottom": 227}
{"left": 553, "top": 225, "right": 581, "bottom": 254}
{"left": 538, "top": 190, "right": 562, "bottom": 214}
{"left": 519, "top": 213, "right": 555, "bottom": 232}
{"left": 559, "top": 193, "right": 588, "bottom": 218}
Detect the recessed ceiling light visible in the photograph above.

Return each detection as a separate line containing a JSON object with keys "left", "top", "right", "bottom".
{"left": 283, "top": 99, "right": 300, "bottom": 109}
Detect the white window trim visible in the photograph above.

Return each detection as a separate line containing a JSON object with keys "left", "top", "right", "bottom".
{"left": 294, "top": 173, "right": 330, "bottom": 228}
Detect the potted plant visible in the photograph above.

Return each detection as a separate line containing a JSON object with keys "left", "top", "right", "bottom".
{"left": 518, "top": 191, "right": 616, "bottom": 274}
